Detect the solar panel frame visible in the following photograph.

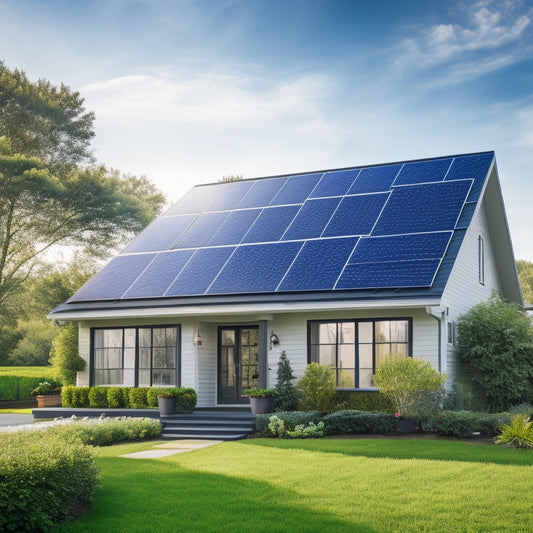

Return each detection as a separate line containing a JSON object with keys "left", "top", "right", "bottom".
{"left": 270, "top": 173, "right": 323, "bottom": 205}
{"left": 348, "top": 163, "right": 402, "bottom": 194}
{"left": 237, "top": 177, "right": 287, "bottom": 208}
{"left": 241, "top": 205, "right": 301, "bottom": 244}
{"left": 174, "top": 211, "right": 229, "bottom": 249}
{"left": 282, "top": 197, "right": 341, "bottom": 241}
{"left": 207, "top": 208, "right": 262, "bottom": 246}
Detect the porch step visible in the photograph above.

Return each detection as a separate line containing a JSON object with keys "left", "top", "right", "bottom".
{"left": 161, "top": 410, "right": 256, "bottom": 441}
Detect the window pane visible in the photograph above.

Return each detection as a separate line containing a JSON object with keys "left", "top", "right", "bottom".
{"left": 153, "top": 328, "right": 166, "bottom": 346}
{"left": 359, "top": 368, "right": 373, "bottom": 388}
{"left": 375, "top": 321, "right": 390, "bottom": 342}
{"left": 337, "top": 368, "right": 355, "bottom": 388}
{"left": 139, "top": 328, "right": 152, "bottom": 347}
{"left": 94, "top": 330, "right": 104, "bottom": 348}
{"left": 358, "top": 322, "right": 373, "bottom": 344}
{"left": 339, "top": 322, "right": 355, "bottom": 344}
{"left": 318, "top": 345, "right": 336, "bottom": 366}
{"left": 339, "top": 344, "right": 354, "bottom": 369}
{"left": 124, "top": 348, "right": 135, "bottom": 369}
{"left": 153, "top": 347, "right": 166, "bottom": 368}
{"left": 166, "top": 327, "right": 177, "bottom": 346}
{"left": 375, "top": 344, "right": 394, "bottom": 367}
{"left": 221, "top": 330, "right": 235, "bottom": 346}
{"left": 390, "top": 321, "right": 408, "bottom": 342}
{"left": 124, "top": 329, "right": 136, "bottom": 348}
{"left": 153, "top": 370, "right": 174, "bottom": 386}
{"left": 319, "top": 323, "right": 337, "bottom": 344}
{"left": 390, "top": 343, "right": 407, "bottom": 358}
{"left": 359, "top": 344, "right": 373, "bottom": 369}
{"left": 138, "top": 369, "right": 151, "bottom": 387}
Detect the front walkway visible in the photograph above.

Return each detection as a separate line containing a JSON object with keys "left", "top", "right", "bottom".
{"left": 0, "top": 413, "right": 33, "bottom": 426}
{"left": 120, "top": 439, "right": 222, "bottom": 458}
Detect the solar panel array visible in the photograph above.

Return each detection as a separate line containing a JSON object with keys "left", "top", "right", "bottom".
{"left": 70, "top": 152, "right": 494, "bottom": 302}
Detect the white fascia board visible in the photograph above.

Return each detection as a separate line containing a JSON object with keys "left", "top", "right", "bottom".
{"left": 48, "top": 297, "right": 442, "bottom": 321}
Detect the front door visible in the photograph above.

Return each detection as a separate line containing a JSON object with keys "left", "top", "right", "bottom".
{"left": 218, "top": 326, "right": 259, "bottom": 404}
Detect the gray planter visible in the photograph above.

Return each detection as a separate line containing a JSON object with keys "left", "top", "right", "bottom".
{"left": 249, "top": 396, "right": 275, "bottom": 415}
{"left": 158, "top": 396, "right": 176, "bottom": 416}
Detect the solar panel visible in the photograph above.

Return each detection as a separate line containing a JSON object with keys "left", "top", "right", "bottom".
{"left": 208, "top": 242, "right": 303, "bottom": 294}
{"left": 207, "top": 209, "right": 261, "bottom": 246}
{"left": 372, "top": 180, "right": 471, "bottom": 236}
{"left": 322, "top": 193, "right": 388, "bottom": 237}
{"left": 122, "top": 215, "right": 198, "bottom": 253}
{"left": 241, "top": 205, "right": 300, "bottom": 243}
{"left": 69, "top": 254, "right": 156, "bottom": 301}
{"left": 237, "top": 178, "right": 286, "bottom": 208}
{"left": 166, "top": 247, "right": 235, "bottom": 296}
{"left": 270, "top": 173, "right": 322, "bottom": 205}
{"left": 310, "top": 169, "right": 360, "bottom": 198}
{"left": 394, "top": 158, "right": 452, "bottom": 186}
{"left": 445, "top": 153, "right": 493, "bottom": 202}
{"left": 348, "top": 164, "right": 402, "bottom": 194}
{"left": 123, "top": 250, "right": 195, "bottom": 298}
{"left": 278, "top": 237, "right": 359, "bottom": 291}
{"left": 165, "top": 183, "right": 225, "bottom": 216}
{"left": 208, "top": 180, "right": 255, "bottom": 211}
{"left": 336, "top": 259, "right": 440, "bottom": 289}
{"left": 174, "top": 211, "right": 229, "bottom": 248}
{"left": 282, "top": 197, "right": 341, "bottom": 240}
{"left": 456, "top": 202, "right": 476, "bottom": 228}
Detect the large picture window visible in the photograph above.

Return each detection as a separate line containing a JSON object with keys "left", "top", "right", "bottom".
{"left": 92, "top": 326, "right": 180, "bottom": 387}
{"left": 308, "top": 319, "right": 411, "bottom": 389}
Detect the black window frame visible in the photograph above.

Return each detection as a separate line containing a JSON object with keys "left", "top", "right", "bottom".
{"left": 307, "top": 317, "right": 413, "bottom": 390}
{"left": 90, "top": 325, "right": 181, "bottom": 387}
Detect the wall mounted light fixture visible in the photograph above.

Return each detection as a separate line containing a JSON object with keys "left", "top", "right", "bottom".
{"left": 194, "top": 332, "right": 203, "bottom": 346}
{"left": 269, "top": 331, "right": 280, "bottom": 349}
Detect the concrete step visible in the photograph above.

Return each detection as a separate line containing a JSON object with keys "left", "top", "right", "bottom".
{"left": 161, "top": 432, "right": 249, "bottom": 441}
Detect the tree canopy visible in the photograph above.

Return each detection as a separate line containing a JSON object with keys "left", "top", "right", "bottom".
{"left": 516, "top": 259, "right": 533, "bottom": 304}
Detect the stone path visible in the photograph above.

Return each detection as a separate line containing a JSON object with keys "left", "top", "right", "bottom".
{"left": 0, "top": 414, "right": 33, "bottom": 427}
{"left": 120, "top": 439, "right": 222, "bottom": 459}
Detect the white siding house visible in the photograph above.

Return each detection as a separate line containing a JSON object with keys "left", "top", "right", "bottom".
{"left": 49, "top": 152, "right": 522, "bottom": 407}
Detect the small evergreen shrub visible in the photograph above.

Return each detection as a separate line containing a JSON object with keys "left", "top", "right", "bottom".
{"left": 88, "top": 387, "right": 108, "bottom": 408}
{"left": 71, "top": 387, "right": 90, "bottom": 407}
{"left": 424, "top": 410, "right": 511, "bottom": 438}
{"left": 128, "top": 387, "right": 149, "bottom": 408}
{"left": 175, "top": 387, "right": 197, "bottom": 413}
{"left": 274, "top": 350, "right": 299, "bottom": 412}
{"left": 496, "top": 414, "right": 533, "bottom": 448}
{"left": 0, "top": 431, "right": 99, "bottom": 532}
{"left": 323, "top": 410, "right": 397, "bottom": 435}
{"left": 334, "top": 391, "right": 394, "bottom": 413}
{"left": 297, "top": 363, "right": 336, "bottom": 412}
{"left": 107, "top": 387, "right": 129, "bottom": 408}
{"left": 508, "top": 402, "right": 533, "bottom": 419}
{"left": 256, "top": 411, "right": 323, "bottom": 434}
{"left": 147, "top": 387, "right": 167, "bottom": 407}
{"left": 61, "top": 385, "right": 75, "bottom": 407}
{"left": 267, "top": 415, "right": 324, "bottom": 438}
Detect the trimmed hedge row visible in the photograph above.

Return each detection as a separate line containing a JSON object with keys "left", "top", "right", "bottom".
{"left": 0, "top": 374, "right": 60, "bottom": 401}
{"left": 0, "top": 431, "right": 99, "bottom": 532}
{"left": 62, "top": 386, "right": 197, "bottom": 413}
{"left": 423, "top": 410, "right": 512, "bottom": 438}
{"left": 334, "top": 391, "right": 394, "bottom": 413}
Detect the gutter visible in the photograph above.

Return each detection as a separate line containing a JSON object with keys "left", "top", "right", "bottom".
{"left": 425, "top": 306, "right": 446, "bottom": 374}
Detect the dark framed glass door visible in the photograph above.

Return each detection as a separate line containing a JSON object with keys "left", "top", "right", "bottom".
{"left": 218, "top": 326, "right": 259, "bottom": 404}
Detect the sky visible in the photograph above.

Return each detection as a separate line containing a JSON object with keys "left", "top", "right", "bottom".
{"left": 1, "top": 0, "right": 532, "bottom": 260}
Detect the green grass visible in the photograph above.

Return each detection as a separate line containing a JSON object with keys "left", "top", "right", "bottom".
{"left": 0, "top": 366, "right": 54, "bottom": 378}
{"left": 0, "top": 408, "right": 32, "bottom": 414}
{"left": 51, "top": 438, "right": 533, "bottom": 532}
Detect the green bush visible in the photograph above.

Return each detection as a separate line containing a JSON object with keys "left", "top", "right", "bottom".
{"left": 297, "top": 363, "right": 336, "bottom": 412}
{"left": 508, "top": 402, "right": 533, "bottom": 418}
{"left": 424, "top": 410, "right": 511, "bottom": 438}
{"left": 267, "top": 415, "right": 325, "bottom": 438}
{"left": 496, "top": 414, "right": 533, "bottom": 448}
{"left": 107, "top": 387, "right": 130, "bottom": 408}
{"left": 147, "top": 387, "right": 167, "bottom": 407}
{"left": 256, "top": 411, "right": 323, "bottom": 434}
{"left": 146, "top": 387, "right": 197, "bottom": 412}
{"left": 49, "top": 322, "right": 86, "bottom": 386}
{"left": 0, "top": 374, "right": 58, "bottom": 401}
{"left": 0, "top": 375, "right": 18, "bottom": 400}
{"left": 274, "top": 350, "right": 299, "bottom": 412}
{"left": 334, "top": 391, "right": 394, "bottom": 413}
{"left": 71, "top": 386, "right": 90, "bottom": 407}
{"left": 323, "top": 410, "right": 397, "bottom": 435}
{"left": 88, "top": 387, "right": 109, "bottom": 408}
{"left": 128, "top": 387, "right": 149, "bottom": 408}
{"left": 61, "top": 385, "right": 75, "bottom": 407}
{"left": 0, "top": 431, "right": 99, "bottom": 532}
{"left": 457, "top": 293, "right": 533, "bottom": 412}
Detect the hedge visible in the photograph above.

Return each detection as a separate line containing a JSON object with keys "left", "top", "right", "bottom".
{"left": 334, "top": 390, "right": 394, "bottom": 413}
{"left": 0, "top": 374, "right": 60, "bottom": 401}
{"left": 323, "top": 410, "right": 397, "bottom": 435}
{"left": 423, "top": 410, "right": 512, "bottom": 438}
{"left": 0, "top": 431, "right": 99, "bottom": 532}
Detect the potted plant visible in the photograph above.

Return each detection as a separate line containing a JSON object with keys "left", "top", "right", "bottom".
{"left": 157, "top": 389, "right": 178, "bottom": 416}
{"left": 243, "top": 388, "right": 276, "bottom": 415}
{"left": 31, "top": 381, "right": 62, "bottom": 408}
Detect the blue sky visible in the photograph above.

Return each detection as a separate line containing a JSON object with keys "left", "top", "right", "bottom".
{"left": 1, "top": 0, "right": 533, "bottom": 260}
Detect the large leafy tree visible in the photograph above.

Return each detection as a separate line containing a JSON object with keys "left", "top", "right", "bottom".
{"left": 516, "top": 259, "right": 533, "bottom": 304}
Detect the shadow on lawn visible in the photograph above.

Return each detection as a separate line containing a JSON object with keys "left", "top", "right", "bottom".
{"left": 238, "top": 438, "right": 533, "bottom": 466}
{"left": 51, "top": 456, "right": 377, "bottom": 533}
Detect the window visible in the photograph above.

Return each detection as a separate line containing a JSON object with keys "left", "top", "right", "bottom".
{"left": 478, "top": 235, "right": 485, "bottom": 285}
{"left": 92, "top": 326, "right": 180, "bottom": 387}
{"left": 309, "top": 319, "right": 411, "bottom": 388}
{"left": 447, "top": 321, "right": 456, "bottom": 346}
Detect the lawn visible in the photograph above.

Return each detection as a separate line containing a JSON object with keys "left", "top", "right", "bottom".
{"left": 0, "top": 366, "right": 54, "bottom": 378}
{"left": 51, "top": 438, "right": 533, "bottom": 533}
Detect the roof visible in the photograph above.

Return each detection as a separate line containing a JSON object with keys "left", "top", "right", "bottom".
{"left": 51, "top": 151, "right": 498, "bottom": 317}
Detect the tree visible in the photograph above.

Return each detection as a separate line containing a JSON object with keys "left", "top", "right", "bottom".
{"left": 49, "top": 322, "right": 85, "bottom": 385}
{"left": 274, "top": 350, "right": 298, "bottom": 411}
{"left": 516, "top": 259, "right": 533, "bottom": 304}
{"left": 218, "top": 174, "right": 243, "bottom": 183}
{"left": 457, "top": 294, "right": 533, "bottom": 412}
{"left": 297, "top": 363, "right": 336, "bottom": 412}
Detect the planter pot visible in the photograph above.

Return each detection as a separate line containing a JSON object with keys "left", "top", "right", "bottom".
{"left": 157, "top": 396, "right": 176, "bottom": 416}
{"left": 249, "top": 396, "right": 275, "bottom": 415}
{"left": 397, "top": 418, "right": 418, "bottom": 433}
{"left": 36, "top": 395, "right": 62, "bottom": 408}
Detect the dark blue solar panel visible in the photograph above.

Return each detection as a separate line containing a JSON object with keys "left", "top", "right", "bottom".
{"left": 237, "top": 178, "right": 286, "bottom": 208}
{"left": 270, "top": 173, "right": 323, "bottom": 205}
{"left": 69, "top": 254, "right": 156, "bottom": 301}
{"left": 322, "top": 193, "right": 388, "bottom": 237}
{"left": 282, "top": 197, "right": 341, "bottom": 240}
{"left": 445, "top": 152, "right": 493, "bottom": 202}
{"left": 122, "top": 215, "right": 198, "bottom": 253}
{"left": 207, "top": 209, "right": 261, "bottom": 246}
{"left": 123, "top": 250, "right": 195, "bottom": 298}
{"left": 348, "top": 164, "right": 402, "bottom": 194}
{"left": 394, "top": 158, "right": 452, "bottom": 186}
{"left": 174, "top": 212, "right": 228, "bottom": 248}
{"left": 455, "top": 202, "right": 476, "bottom": 228}
{"left": 336, "top": 259, "right": 440, "bottom": 289}
{"left": 166, "top": 247, "right": 235, "bottom": 296}
{"left": 208, "top": 180, "right": 255, "bottom": 211}
{"left": 208, "top": 242, "right": 303, "bottom": 294}
{"left": 310, "top": 169, "right": 360, "bottom": 198}
{"left": 279, "top": 237, "right": 358, "bottom": 291}
{"left": 241, "top": 205, "right": 300, "bottom": 243}
{"left": 350, "top": 232, "right": 452, "bottom": 263}
{"left": 165, "top": 183, "right": 225, "bottom": 215}
{"left": 372, "top": 180, "right": 472, "bottom": 236}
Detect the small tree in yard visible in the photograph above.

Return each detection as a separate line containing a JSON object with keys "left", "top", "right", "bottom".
{"left": 373, "top": 357, "right": 446, "bottom": 418}
{"left": 274, "top": 350, "right": 298, "bottom": 411}
{"left": 457, "top": 293, "right": 533, "bottom": 412}
{"left": 297, "top": 363, "right": 336, "bottom": 412}
{"left": 49, "top": 322, "right": 85, "bottom": 385}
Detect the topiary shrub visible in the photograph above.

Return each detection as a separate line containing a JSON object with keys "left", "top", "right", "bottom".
{"left": 323, "top": 410, "right": 397, "bottom": 435}
{"left": 61, "top": 385, "right": 75, "bottom": 407}
{"left": 88, "top": 387, "right": 108, "bottom": 408}
{"left": 128, "top": 387, "right": 149, "bottom": 408}
{"left": 297, "top": 363, "right": 336, "bottom": 412}
{"left": 334, "top": 390, "right": 394, "bottom": 413}
{"left": 457, "top": 293, "right": 533, "bottom": 412}
{"left": 256, "top": 411, "right": 323, "bottom": 434}
{"left": 107, "top": 387, "right": 129, "bottom": 408}
{"left": 71, "top": 387, "right": 90, "bottom": 407}
{"left": 175, "top": 387, "right": 197, "bottom": 413}
{"left": 274, "top": 350, "right": 299, "bottom": 412}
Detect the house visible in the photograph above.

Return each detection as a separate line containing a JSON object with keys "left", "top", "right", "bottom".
{"left": 48, "top": 151, "right": 522, "bottom": 407}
